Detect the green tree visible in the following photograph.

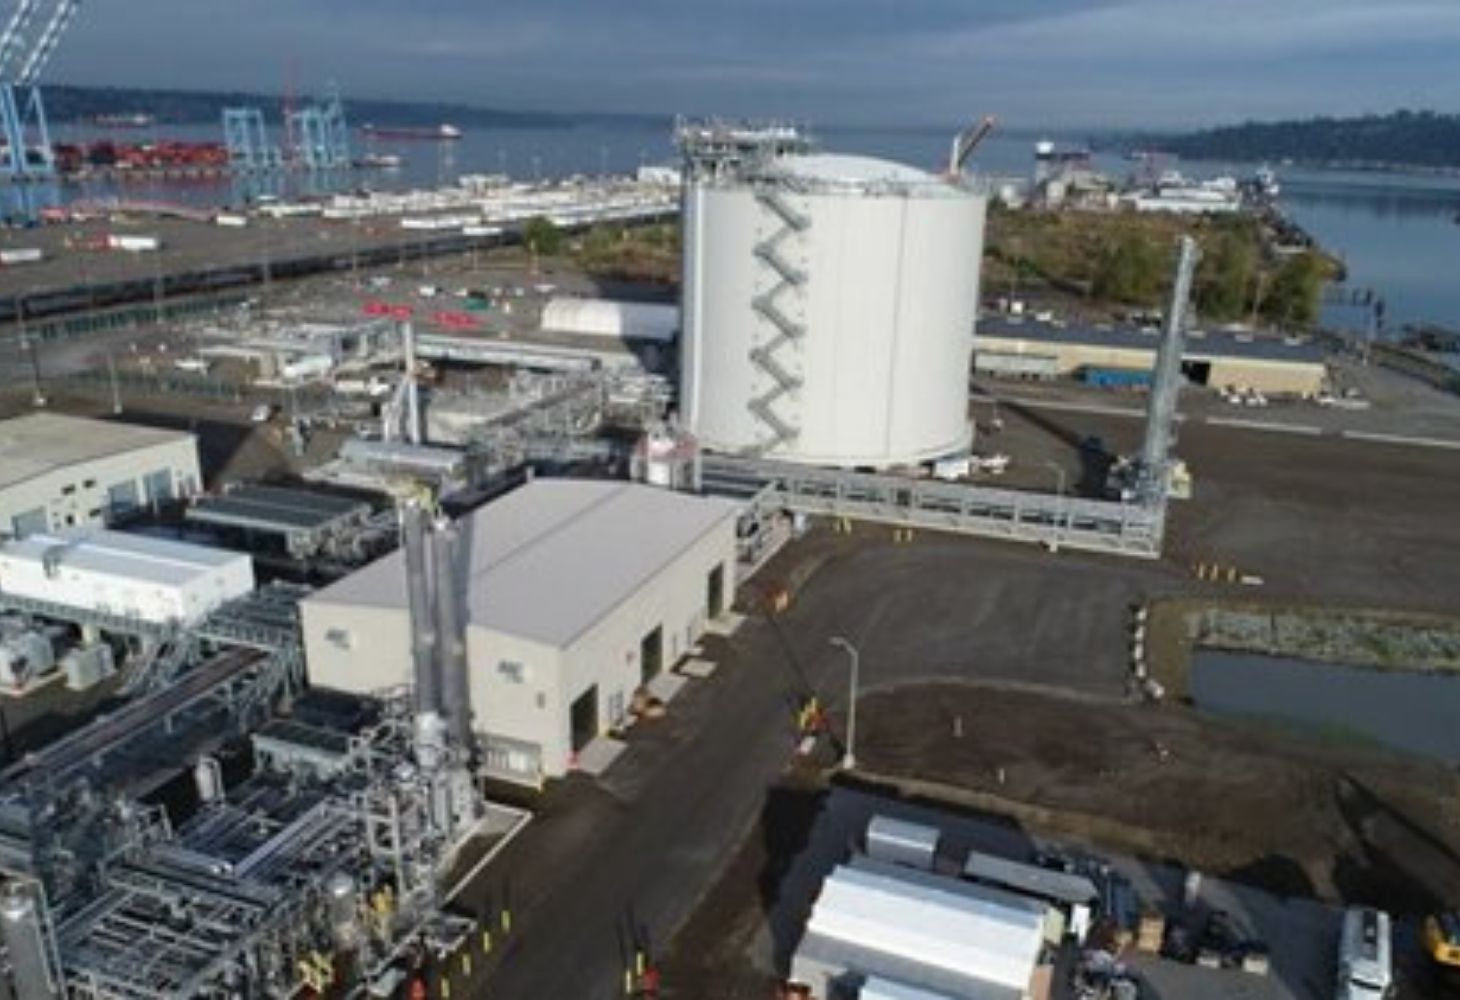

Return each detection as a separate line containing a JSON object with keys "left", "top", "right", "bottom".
{"left": 1261, "top": 251, "right": 1327, "bottom": 327}
{"left": 522, "top": 216, "right": 563, "bottom": 256}
{"left": 1092, "top": 234, "right": 1166, "bottom": 305}
{"left": 1196, "top": 232, "right": 1257, "bottom": 321}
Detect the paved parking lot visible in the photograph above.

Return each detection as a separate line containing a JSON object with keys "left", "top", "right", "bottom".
{"left": 763, "top": 786, "right": 1340, "bottom": 1000}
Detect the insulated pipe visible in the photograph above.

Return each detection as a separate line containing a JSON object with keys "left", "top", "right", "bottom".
{"left": 432, "top": 521, "right": 474, "bottom": 751}
{"left": 1139, "top": 235, "right": 1200, "bottom": 495}
{"left": 400, "top": 501, "right": 440, "bottom": 717}
{"left": 400, "top": 320, "right": 422, "bottom": 445}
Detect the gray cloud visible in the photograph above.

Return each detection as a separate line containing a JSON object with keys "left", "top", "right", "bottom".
{"left": 38, "top": 0, "right": 1460, "bottom": 128}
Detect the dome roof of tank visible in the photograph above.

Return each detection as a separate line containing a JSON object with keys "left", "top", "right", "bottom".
{"left": 769, "top": 152, "right": 936, "bottom": 186}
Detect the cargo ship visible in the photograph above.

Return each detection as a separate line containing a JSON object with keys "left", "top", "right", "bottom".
{"left": 91, "top": 113, "right": 155, "bottom": 129}
{"left": 360, "top": 123, "right": 462, "bottom": 141}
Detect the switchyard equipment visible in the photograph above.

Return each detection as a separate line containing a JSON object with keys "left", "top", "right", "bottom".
{"left": 0, "top": 0, "right": 78, "bottom": 182}
{"left": 677, "top": 120, "right": 987, "bottom": 467}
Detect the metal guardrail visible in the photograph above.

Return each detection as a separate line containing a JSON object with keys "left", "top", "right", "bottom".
{"left": 703, "top": 455, "right": 1166, "bottom": 558}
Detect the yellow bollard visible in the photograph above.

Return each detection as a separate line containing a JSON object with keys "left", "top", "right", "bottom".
{"left": 636, "top": 950, "right": 646, "bottom": 977}
{"left": 481, "top": 929, "right": 492, "bottom": 953}
{"left": 624, "top": 969, "right": 635, "bottom": 995}
{"left": 441, "top": 978, "right": 452, "bottom": 999}
{"left": 501, "top": 908, "right": 512, "bottom": 934}
{"left": 1227, "top": 565, "right": 1238, "bottom": 583}
{"left": 462, "top": 952, "right": 472, "bottom": 975}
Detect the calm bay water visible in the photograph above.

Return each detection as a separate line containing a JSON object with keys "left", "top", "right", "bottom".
{"left": 1191, "top": 651, "right": 1460, "bottom": 763}
{"left": 13, "top": 120, "right": 1460, "bottom": 332}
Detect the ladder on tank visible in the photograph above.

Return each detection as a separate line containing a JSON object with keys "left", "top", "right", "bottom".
{"left": 746, "top": 187, "right": 809, "bottom": 454}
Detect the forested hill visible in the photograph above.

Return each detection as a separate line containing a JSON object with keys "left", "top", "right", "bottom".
{"left": 1160, "top": 110, "right": 1460, "bottom": 169}
{"left": 40, "top": 84, "right": 667, "bottom": 131}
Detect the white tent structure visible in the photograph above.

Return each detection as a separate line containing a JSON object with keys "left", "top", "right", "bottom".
{"left": 540, "top": 297, "right": 678, "bottom": 343}
{"left": 790, "top": 858, "right": 1047, "bottom": 999}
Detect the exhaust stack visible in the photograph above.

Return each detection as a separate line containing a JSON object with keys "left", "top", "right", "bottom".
{"left": 400, "top": 500, "right": 441, "bottom": 721}
{"left": 432, "top": 521, "right": 474, "bottom": 752}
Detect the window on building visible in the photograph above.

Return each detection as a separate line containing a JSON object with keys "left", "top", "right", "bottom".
{"left": 498, "top": 660, "right": 528, "bottom": 684}
{"left": 83, "top": 478, "right": 97, "bottom": 488}
{"left": 61, "top": 484, "right": 76, "bottom": 495}
{"left": 324, "top": 628, "right": 353, "bottom": 650}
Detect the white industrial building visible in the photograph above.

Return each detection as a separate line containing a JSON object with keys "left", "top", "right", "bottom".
{"left": 540, "top": 297, "right": 678, "bottom": 343}
{"left": 680, "top": 141, "right": 986, "bottom": 468}
{"left": 300, "top": 480, "right": 739, "bottom": 782}
{"left": 789, "top": 857, "right": 1049, "bottom": 999}
{"left": 0, "top": 413, "right": 201, "bottom": 539}
{"left": 0, "top": 529, "right": 255, "bottom": 626}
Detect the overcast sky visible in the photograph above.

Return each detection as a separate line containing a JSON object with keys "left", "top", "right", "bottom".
{"left": 48, "top": 0, "right": 1460, "bottom": 129}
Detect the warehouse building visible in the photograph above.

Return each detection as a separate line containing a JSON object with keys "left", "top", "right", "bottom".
{"left": 0, "top": 413, "right": 201, "bottom": 539}
{"left": 300, "top": 479, "right": 739, "bottom": 783}
{"left": 974, "top": 318, "right": 1328, "bottom": 396}
{"left": 0, "top": 528, "right": 255, "bottom": 626}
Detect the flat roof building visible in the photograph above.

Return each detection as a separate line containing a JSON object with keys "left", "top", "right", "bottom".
{"left": 0, "top": 528, "right": 255, "bottom": 626}
{"left": 301, "top": 479, "right": 740, "bottom": 783}
{"left": 975, "top": 317, "right": 1328, "bottom": 396}
{"left": 0, "top": 413, "right": 201, "bottom": 540}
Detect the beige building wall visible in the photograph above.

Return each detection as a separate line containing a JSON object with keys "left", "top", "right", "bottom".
{"left": 300, "top": 514, "right": 739, "bottom": 783}
{"left": 0, "top": 436, "right": 201, "bottom": 538}
{"left": 976, "top": 335, "right": 1326, "bottom": 396}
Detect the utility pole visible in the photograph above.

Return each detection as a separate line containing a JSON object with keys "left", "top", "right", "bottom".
{"left": 828, "top": 636, "right": 860, "bottom": 771}
{"left": 16, "top": 298, "right": 44, "bottom": 406}
{"left": 106, "top": 347, "right": 122, "bottom": 414}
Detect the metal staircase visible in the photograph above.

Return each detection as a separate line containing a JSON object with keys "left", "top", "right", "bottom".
{"left": 746, "top": 187, "right": 810, "bottom": 453}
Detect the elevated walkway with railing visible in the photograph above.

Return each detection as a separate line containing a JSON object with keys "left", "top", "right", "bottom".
{"left": 703, "top": 454, "right": 1165, "bottom": 558}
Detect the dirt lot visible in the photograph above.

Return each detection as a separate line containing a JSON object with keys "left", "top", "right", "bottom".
{"left": 660, "top": 680, "right": 1460, "bottom": 998}
{"left": 854, "top": 683, "right": 1460, "bottom": 914}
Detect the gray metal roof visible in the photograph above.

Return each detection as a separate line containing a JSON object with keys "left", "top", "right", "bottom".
{"left": 978, "top": 317, "right": 1327, "bottom": 365}
{"left": 305, "top": 480, "right": 740, "bottom": 649}
{"left": 961, "top": 849, "right": 1098, "bottom": 907}
{"left": 187, "top": 485, "right": 369, "bottom": 534}
{"left": 0, "top": 528, "right": 249, "bottom": 585}
{"left": 0, "top": 413, "right": 194, "bottom": 491}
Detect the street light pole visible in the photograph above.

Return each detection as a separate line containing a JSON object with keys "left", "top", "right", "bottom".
{"left": 1042, "top": 460, "right": 1066, "bottom": 499}
{"left": 828, "top": 636, "right": 860, "bottom": 770}
{"left": 1042, "top": 460, "right": 1067, "bottom": 539}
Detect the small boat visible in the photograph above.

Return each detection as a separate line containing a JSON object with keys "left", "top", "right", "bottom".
{"left": 360, "top": 152, "right": 404, "bottom": 169}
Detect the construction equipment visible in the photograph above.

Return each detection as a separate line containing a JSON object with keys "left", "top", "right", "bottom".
{"left": 948, "top": 115, "right": 997, "bottom": 175}
{"left": 1424, "top": 911, "right": 1460, "bottom": 967}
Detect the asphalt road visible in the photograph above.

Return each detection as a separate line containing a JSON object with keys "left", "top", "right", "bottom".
{"left": 458, "top": 600, "right": 813, "bottom": 998}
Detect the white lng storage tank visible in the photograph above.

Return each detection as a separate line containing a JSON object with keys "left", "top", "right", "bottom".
{"left": 679, "top": 133, "right": 986, "bottom": 467}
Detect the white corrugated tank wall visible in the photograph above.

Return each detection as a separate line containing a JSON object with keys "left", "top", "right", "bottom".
{"left": 680, "top": 164, "right": 986, "bottom": 467}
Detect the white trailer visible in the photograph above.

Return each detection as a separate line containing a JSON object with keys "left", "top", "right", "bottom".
{"left": 106, "top": 234, "right": 162, "bottom": 253}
